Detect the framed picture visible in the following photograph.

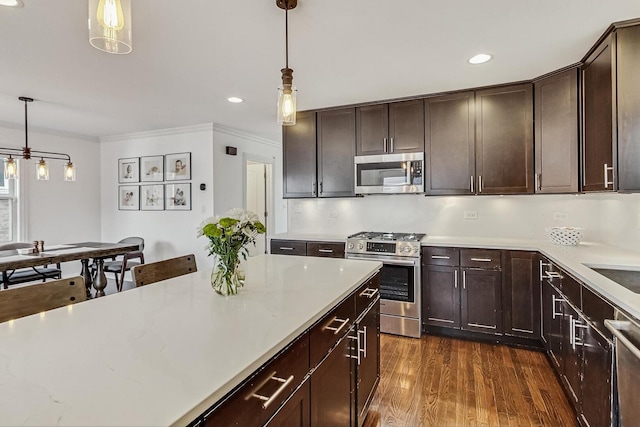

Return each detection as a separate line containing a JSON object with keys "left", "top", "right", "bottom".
{"left": 165, "top": 183, "right": 191, "bottom": 211}
{"left": 140, "top": 155, "right": 164, "bottom": 182}
{"left": 118, "top": 157, "right": 140, "bottom": 183}
{"left": 140, "top": 184, "right": 164, "bottom": 211}
{"left": 165, "top": 152, "right": 192, "bottom": 181}
{"left": 118, "top": 185, "right": 140, "bottom": 210}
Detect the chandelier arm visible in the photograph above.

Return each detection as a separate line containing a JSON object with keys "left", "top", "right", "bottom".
{"left": 29, "top": 150, "right": 72, "bottom": 162}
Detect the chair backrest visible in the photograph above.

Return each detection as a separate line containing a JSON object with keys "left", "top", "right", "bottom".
{"left": 119, "top": 236, "right": 144, "bottom": 252}
{"left": 0, "top": 276, "right": 86, "bottom": 323}
{"left": 0, "top": 242, "right": 33, "bottom": 251}
{"left": 132, "top": 254, "right": 197, "bottom": 287}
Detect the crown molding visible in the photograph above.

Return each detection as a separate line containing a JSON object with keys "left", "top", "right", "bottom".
{"left": 211, "top": 123, "right": 281, "bottom": 148}
{"left": 0, "top": 120, "right": 98, "bottom": 142}
{"left": 99, "top": 123, "right": 214, "bottom": 143}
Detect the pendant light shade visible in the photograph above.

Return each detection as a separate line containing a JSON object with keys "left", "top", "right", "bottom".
{"left": 64, "top": 162, "right": 76, "bottom": 182}
{"left": 88, "top": 0, "right": 132, "bottom": 54}
{"left": 4, "top": 157, "right": 17, "bottom": 180}
{"left": 276, "top": 0, "right": 298, "bottom": 126}
{"left": 36, "top": 159, "right": 49, "bottom": 181}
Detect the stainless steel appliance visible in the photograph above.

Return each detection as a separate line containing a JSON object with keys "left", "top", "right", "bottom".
{"left": 606, "top": 310, "right": 640, "bottom": 426}
{"left": 354, "top": 152, "right": 424, "bottom": 194}
{"left": 346, "top": 231, "right": 425, "bottom": 338}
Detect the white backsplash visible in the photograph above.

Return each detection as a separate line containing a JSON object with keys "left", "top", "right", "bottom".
{"left": 287, "top": 193, "right": 640, "bottom": 252}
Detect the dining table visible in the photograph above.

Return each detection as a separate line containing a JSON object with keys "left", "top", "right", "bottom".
{"left": 0, "top": 241, "right": 140, "bottom": 298}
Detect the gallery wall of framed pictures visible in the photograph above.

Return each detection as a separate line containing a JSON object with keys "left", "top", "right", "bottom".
{"left": 118, "top": 153, "right": 192, "bottom": 211}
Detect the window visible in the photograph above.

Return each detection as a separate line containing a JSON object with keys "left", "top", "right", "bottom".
{"left": 0, "top": 171, "right": 18, "bottom": 243}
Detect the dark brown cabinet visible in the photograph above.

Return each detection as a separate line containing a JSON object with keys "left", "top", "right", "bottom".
{"left": 265, "top": 379, "right": 311, "bottom": 427}
{"left": 534, "top": 68, "right": 579, "bottom": 193}
{"left": 356, "top": 100, "right": 424, "bottom": 155}
{"left": 580, "top": 323, "right": 613, "bottom": 427}
{"left": 561, "top": 299, "right": 582, "bottom": 408}
{"left": 461, "top": 268, "right": 502, "bottom": 334}
{"left": 270, "top": 239, "right": 345, "bottom": 259}
{"left": 355, "top": 299, "right": 380, "bottom": 427}
{"left": 502, "top": 251, "right": 540, "bottom": 339}
{"left": 541, "top": 278, "right": 564, "bottom": 371}
{"left": 306, "top": 241, "right": 345, "bottom": 259}
{"left": 283, "top": 111, "right": 317, "bottom": 198}
{"left": 424, "top": 92, "right": 475, "bottom": 195}
{"left": 270, "top": 239, "right": 307, "bottom": 256}
{"left": 423, "top": 265, "right": 460, "bottom": 329}
{"left": 317, "top": 108, "right": 356, "bottom": 197}
{"left": 475, "top": 84, "right": 534, "bottom": 194}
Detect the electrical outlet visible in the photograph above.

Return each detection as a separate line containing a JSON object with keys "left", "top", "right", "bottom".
{"left": 328, "top": 211, "right": 338, "bottom": 218}
{"left": 293, "top": 204, "right": 302, "bottom": 213}
{"left": 463, "top": 210, "right": 478, "bottom": 220}
{"left": 553, "top": 212, "right": 568, "bottom": 220}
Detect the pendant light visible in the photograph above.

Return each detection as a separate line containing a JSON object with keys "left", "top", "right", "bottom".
{"left": 0, "top": 97, "right": 76, "bottom": 182}
{"left": 88, "top": 0, "right": 132, "bottom": 54}
{"left": 276, "top": 0, "right": 298, "bottom": 126}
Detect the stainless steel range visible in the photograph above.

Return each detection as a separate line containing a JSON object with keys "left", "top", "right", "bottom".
{"left": 346, "top": 231, "right": 425, "bottom": 338}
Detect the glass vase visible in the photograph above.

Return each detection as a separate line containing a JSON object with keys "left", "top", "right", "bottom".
{"left": 210, "top": 259, "right": 245, "bottom": 296}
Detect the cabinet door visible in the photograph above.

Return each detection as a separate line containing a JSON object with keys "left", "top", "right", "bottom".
{"left": 388, "top": 99, "right": 424, "bottom": 153}
{"left": 283, "top": 111, "right": 317, "bottom": 198}
{"left": 424, "top": 92, "right": 475, "bottom": 195}
{"left": 317, "top": 108, "right": 356, "bottom": 197}
{"left": 580, "top": 324, "right": 613, "bottom": 427}
{"left": 306, "top": 241, "right": 345, "bottom": 259}
{"left": 561, "top": 301, "right": 582, "bottom": 410}
{"left": 265, "top": 379, "right": 310, "bottom": 427}
{"left": 616, "top": 25, "right": 640, "bottom": 191}
{"left": 422, "top": 265, "right": 460, "bottom": 329}
{"left": 311, "top": 330, "right": 355, "bottom": 427}
{"left": 582, "top": 34, "right": 616, "bottom": 192}
{"left": 461, "top": 269, "right": 502, "bottom": 334}
{"left": 534, "top": 68, "right": 579, "bottom": 193}
{"left": 356, "top": 104, "right": 388, "bottom": 156}
{"left": 502, "top": 251, "right": 540, "bottom": 339}
{"left": 356, "top": 302, "right": 380, "bottom": 426}
{"left": 475, "top": 84, "right": 534, "bottom": 194}
{"left": 542, "top": 281, "right": 564, "bottom": 371}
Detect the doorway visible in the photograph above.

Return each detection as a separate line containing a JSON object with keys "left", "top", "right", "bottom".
{"left": 244, "top": 155, "right": 273, "bottom": 256}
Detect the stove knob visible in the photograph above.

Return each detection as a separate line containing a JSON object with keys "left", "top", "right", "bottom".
{"left": 347, "top": 243, "right": 354, "bottom": 249}
{"left": 404, "top": 246, "right": 412, "bottom": 253}
{"left": 357, "top": 243, "right": 364, "bottom": 250}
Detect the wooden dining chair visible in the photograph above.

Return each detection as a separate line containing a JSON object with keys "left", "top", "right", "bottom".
{"left": 0, "top": 242, "right": 62, "bottom": 289}
{"left": 131, "top": 254, "right": 197, "bottom": 287}
{"left": 90, "top": 237, "right": 145, "bottom": 292}
{"left": 0, "top": 276, "right": 86, "bottom": 323}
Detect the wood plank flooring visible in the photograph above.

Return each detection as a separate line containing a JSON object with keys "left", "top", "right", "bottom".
{"left": 363, "top": 334, "right": 576, "bottom": 427}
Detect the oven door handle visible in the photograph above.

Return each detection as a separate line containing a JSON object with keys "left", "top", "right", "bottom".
{"left": 347, "top": 255, "right": 417, "bottom": 267}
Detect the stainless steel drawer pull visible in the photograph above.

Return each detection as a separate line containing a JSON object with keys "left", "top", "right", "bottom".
{"left": 478, "top": 175, "right": 483, "bottom": 193}
{"left": 247, "top": 372, "right": 295, "bottom": 409}
{"left": 323, "top": 317, "right": 350, "bottom": 335}
{"left": 604, "top": 163, "right": 614, "bottom": 188}
{"left": 318, "top": 249, "right": 334, "bottom": 253}
{"left": 431, "top": 255, "right": 450, "bottom": 259}
{"left": 571, "top": 317, "right": 588, "bottom": 350}
{"left": 545, "top": 271, "right": 563, "bottom": 279}
{"left": 470, "top": 175, "right": 474, "bottom": 193}
{"left": 359, "top": 326, "right": 367, "bottom": 359}
{"left": 454, "top": 270, "right": 458, "bottom": 289}
{"left": 470, "top": 257, "right": 492, "bottom": 262}
{"left": 359, "top": 288, "right": 378, "bottom": 298}
{"left": 539, "top": 261, "right": 551, "bottom": 281}
{"left": 279, "top": 247, "right": 294, "bottom": 251}
{"left": 552, "top": 294, "right": 565, "bottom": 319}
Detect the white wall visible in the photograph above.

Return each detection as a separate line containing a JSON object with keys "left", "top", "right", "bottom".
{"left": 287, "top": 193, "right": 640, "bottom": 252}
{"left": 0, "top": 123, "right": 102, "bottom": 275}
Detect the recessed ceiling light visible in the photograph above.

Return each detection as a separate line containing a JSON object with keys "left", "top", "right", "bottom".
{"left": 0, "top": 0, "right": 24, "bottom": 7}
{"left": 227, "top": 97, "right": 244, "bottom": 103}
{"left": 468, "top": 53, "right": 492, "bottom": 65}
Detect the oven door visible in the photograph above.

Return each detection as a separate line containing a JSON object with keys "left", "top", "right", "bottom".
{"left": 347, "top": 253, "right": 420, "bottom": 318}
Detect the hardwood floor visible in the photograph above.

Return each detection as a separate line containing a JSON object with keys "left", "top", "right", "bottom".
{"left": 363, "top": 334, "right": 576, "bottom": 427}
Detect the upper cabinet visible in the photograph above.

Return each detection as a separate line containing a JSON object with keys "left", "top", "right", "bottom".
{"left": 356, "top": 99, "right": 424, "bottom": 155}
{"left": 475, "top": 83, "right": 534, "bottom": 194}
{"left": 582, "top": 23, "right": 640, "bottom": 192}
{"left": 317, "top": 108, "right": 356, "bottom": 198}
{"left": 424, "top": 92, "right": 475, "bottom": 195}
{"left": 283, "top": 111, "right": 317, "bottom": 198}
{"left": 534, "top": 68, "right": 579, "bottom": 193}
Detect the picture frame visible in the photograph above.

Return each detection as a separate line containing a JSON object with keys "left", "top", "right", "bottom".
{"left": 140, "top": 184, "right": 165, "bottom": 211}
{"left": 165, "top": 183, "right": 192, "bottom": 211}
{"left": 140, "top": 155, "right": 164, "bottom": 182}
{"left": 165, "top": 152, "right": 192, "bottom": 181}
{"left": 118, "top": 157, "right": 140, "bottom": 183}
{"left": 118, "top": 185, "right": 140, "bottom": 210}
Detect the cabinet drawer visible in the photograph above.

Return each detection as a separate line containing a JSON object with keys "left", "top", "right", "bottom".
{"left": 582, "top": 286, "right": 614, "bottom": 339}
{"left": 306, "top": 241, "right": 345, "bottom": 259}
{"left": 355, "top": 273, "right": 380, "bottom": 318}
{"left": 460, "top": 249, "right": 501, "bottom": 269}
{"left": 422, "top": 247, "right": 459, "bottom": 266}
{"left": 310, "top": 295, "right": 355, "bottom": 368}
{"left": 270, "top": 240, "right": 307, "bottom": 256}
{"left": 203, "top": 332, "right": 310, "bottom": 427}
{"left": 561, "top": 274, "right": 582, "bottom": 309}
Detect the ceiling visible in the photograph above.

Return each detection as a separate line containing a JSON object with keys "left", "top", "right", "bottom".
{"left": 0, "top": 1, "right": 639, "bottom": 143}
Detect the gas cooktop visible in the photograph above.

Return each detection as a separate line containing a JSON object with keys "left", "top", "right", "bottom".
{"left": 346, "top": 231, "right": 426, "bottom": 257}
{"left": 347, "top": 232, "right": 426, "bottom": 242}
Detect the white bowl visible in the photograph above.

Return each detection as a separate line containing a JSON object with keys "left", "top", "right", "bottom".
{"left": 545, "top": 227, "right": 584, "bottom": 245}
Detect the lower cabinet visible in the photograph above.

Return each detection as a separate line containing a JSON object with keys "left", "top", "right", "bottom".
{"left": 423, "top": 265, "right": 460, "bottom": 328}
{"left": 266, "top": 380, "right": 311, "bottom": 427}
{"left": 270, "top": 239, "right": 345, "bottom": 259}
{"left": 541, "top": 278, "right": 563, "bottom": 371}
{"left": 461, "top": 268, "right": 502, "bottom": 334}
{"left": 356, "top": 302, "right": 380, "bottom": 426}
{"left": 502, "top": 251, "right": 540, "bottom": 339}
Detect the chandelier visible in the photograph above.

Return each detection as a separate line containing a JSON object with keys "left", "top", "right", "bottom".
{"left": 0, "top": 97, "right": 76, "bottom": 182}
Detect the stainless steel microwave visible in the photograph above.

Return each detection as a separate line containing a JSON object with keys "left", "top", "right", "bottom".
{"left": 354, "top": 152, "right": 424, "bottom": 194}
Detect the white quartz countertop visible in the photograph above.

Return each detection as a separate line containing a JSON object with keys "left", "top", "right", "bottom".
{"left": 270, "top": 232, "right": 347, "bottom": 243}
{"left": 0, "top": 255, "right": 381, "bottom": 426}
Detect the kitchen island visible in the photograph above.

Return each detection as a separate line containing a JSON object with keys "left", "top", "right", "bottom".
{"left": 0, "top": 255, "right": 381, "bottom": 426}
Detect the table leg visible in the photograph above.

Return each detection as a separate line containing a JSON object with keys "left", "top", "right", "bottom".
{"left": 93, "top": 258, "right": 108, "bottom": 298}
{"left": 80, "top": 259, "right": 93, "bottom": 299}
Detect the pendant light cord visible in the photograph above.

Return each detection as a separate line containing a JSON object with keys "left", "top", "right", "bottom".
{"left": 24, "top": 98, "right": 28, "bottom": 151}
{"left": 285, "top": 7, "right": 289, "bottom": 69}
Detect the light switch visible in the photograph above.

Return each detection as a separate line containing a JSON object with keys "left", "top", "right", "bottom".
{"left": 464, "top": 210, "right": 478, "bottom": 220}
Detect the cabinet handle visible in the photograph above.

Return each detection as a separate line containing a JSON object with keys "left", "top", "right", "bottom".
{"left": 319, "top": 182, "right": 323, "bottom": 195}
{"left": 279, "top": 247, "right": 294, "bottom": 251}
{"left": 462, "top": 270, "right": 466, "bottom": 290}
{"left": 323, "top": 317, "right": 350, "bottom": 335}
{"left": 431, "top": 255, "right": 450, "bottom": 260}
{"left": 359, "top": 326, "right": 367, "bottom": 359}
{"left": 454, "top": 269, "right": 458, "bottom": 289}
{"left": 318, "top": 249, "right": 333, "bottom": 253}
{"left": 246, "top": 372, "right": 294, "bottom": 409}
{"left": 539, "top": 261, "right": 551, "bottom": 282}
{"left": 470, "top": 175, "right": 474, "bottom": 193}
{"left": 604, "top": 163, "right": 614, "bottom": 188}
{"left": 312, "top": 182, "right": 316, "bottom": 195}
{"left": 478, "top": 175, "right": 483, "bottom": 193}
{"left": 572, "top": 317, "right": 588, "bottom": 350}
{"left": 552, "top": 294, "right": 565, "bottom": 320}
{"left": 383, "top": 137, "right": 388, "bottom": 153}
{"left": 359, "top": 287, "right": 378, "bottom": 298}
{"left": 544, "top": 270, "right": 563, "bottom": 280}
{"left": 535, "top": 173, "right": 542, "bottom": 191}
{"left": 470, "top": 257, "right": 492, "bottom": 262}
{"left": 390, "top": 137, "right": 394, "bottom": 153}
